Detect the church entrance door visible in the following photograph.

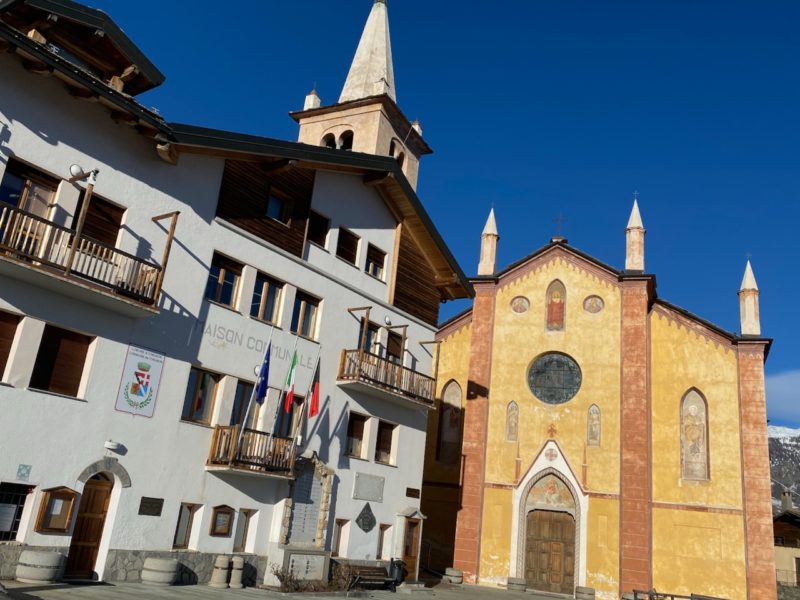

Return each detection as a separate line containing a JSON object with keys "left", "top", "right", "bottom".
{"left": 524, "top": 509, "right": 575, "bottom": 594}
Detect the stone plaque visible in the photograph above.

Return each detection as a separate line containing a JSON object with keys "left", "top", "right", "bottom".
{"left": 406, "top": 488, "right": 421, "bottom": 499}
{"left": 16, "top": 464, "right": 31, "bottom": 482}
{"left": 355, "top": 503, "right": 376, "bottom": 533}
{"left": 288, "top": 553, "right": 326, "bottom": 580}
{"left": 527, "top": 352, "right": 582, "bottom": 404}
{"left": 353, "top": 473, "right": 384, "bottom": 502}
{"left": 138, "top": 497, "right": 164, "bottom": 517}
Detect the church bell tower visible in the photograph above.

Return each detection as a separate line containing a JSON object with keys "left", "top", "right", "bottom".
{"left": 290, "top": 0, "right": 431, "bottom": 189}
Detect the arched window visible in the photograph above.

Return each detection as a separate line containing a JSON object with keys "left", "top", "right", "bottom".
{"left": 506, "top": 401, "right": 519, "bottom": 442}
{"left": 587, "top": 405, "right": 601, "bottom": 446}
{"left": 396, "top": 152, "right": 405, "bottom": 169}
{"left": 389, "top": 140, "right": 397, "bottom": 157}
{"left": 437, "top": 380, "right": 462, "bottom": 464}
{"left": 546, "top": 280, "right": 566, "bottom": 331}
{"left": 339, "top": 131, "right": 354, "bottom": 151}
{"left": 681, "top": 389, "right": 709, "bottom": 480}
{"left": 321, "top": 133, "right": 336, "bottom": 149}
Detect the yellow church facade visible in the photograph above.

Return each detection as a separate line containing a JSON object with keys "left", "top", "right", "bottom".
{"left": 421, "top": 205, "right": 776, "bottom": 600}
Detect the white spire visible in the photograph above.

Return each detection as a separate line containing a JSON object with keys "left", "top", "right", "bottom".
{"left": 482, "top": 208, "right": 498, "bottom": 237}
{"left": 339, "top": 0, "right": 396, "bottom": 103}
{"left": 740, "top": 260, "right": 759, "bottom": 291}
{"left": 627, "top": 199, "right": 644, "bottom": 229}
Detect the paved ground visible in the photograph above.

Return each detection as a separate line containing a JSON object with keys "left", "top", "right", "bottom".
{"left": 0, "top": 581, "right": 538, "bottom": 600}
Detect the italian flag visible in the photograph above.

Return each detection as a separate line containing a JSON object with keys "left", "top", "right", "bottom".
{"left": 283, "top": 351, "right": 298, "bottom": 414}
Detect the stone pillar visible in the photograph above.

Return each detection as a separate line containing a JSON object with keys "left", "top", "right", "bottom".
{"left": 208, "top": 555, "right": 230, "bottom": 589}
{"left": 452, "top": 280, "right": 496, "bottom": 583}
{"left": 737, "top": 341, "right": 777, "bottom": 600}
{"left": 619, "top": 277, "right": 652, "bottom": 593}
{"left": 229, "top": 556, "right": 244, "bottom": 589}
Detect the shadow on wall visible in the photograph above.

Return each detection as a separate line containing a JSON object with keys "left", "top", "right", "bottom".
{"left": 0, "top": 120, "right": 10, "bottom": 162}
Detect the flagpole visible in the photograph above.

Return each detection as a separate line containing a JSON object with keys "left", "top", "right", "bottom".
{"left": 296, "top": 344, "right": 322, "bottom": 448}
{"left": 236, "top": 327, "right": 274, "bottom": 452}
{"left": 275, "top": 333, "right": 301, "bottom": 431}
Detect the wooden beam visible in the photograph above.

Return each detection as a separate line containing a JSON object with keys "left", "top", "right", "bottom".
{"left": 21, "top": 57, "right": 51, "bottom": 75}
{"left": 260, "top": 159, "right": 297, "bottom": 174}
{"left": 364, "top": 171, "right": 395, "bottom": 187}
{"left": 66, "top": 84, "right": 98, "bottom": 101}
{"left": 26, "top": 28, "right": 47, "bottom": 45}
{"left": 110, "top": 110, "right": 138, "bottom": 126}
{"left": 156, "top": 142, "right": 179, "bottom": 165}
{"left": 120, "top": 64, "right": 139, "bottom": 81}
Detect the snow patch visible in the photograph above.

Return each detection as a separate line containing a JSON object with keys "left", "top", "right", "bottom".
{"left": 768, "top": 426, "right": 800, "bottom": 439}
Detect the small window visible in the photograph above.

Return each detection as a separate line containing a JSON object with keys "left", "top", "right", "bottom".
{"left": 181, "top": 367, "right": 220, "bottom": 424}
{"left": 365, "top": 244, "right": 386, "bottom": 279}
{"left": 386, "top": 331, "right": 403, "bottom": 364}
{"left": 307, "top": 210, "right": 330, "bottom": 248}
{"left": 205, "top": 253, "right": 242, "bottom": 308}
{"left": 775, "top": 536, "right": 785, "bottom": 546}
{"left": 346, "top": 413, "right": 367, "bottom": 458}
{"left": 0, "top": 311, "right": 20, "bottom": 379}
{"left": 290, "top": 292, "right": 320, "bottom": 339}
{"left": 375, "top": 421, "right": 396, "bottom": 464}
{"left": 321, "top": 134, "right": 337, "bottom": 149}
{"left": 332, "top": 518, "right": 349, "bottom": 556}
{"left": 266, "top": 194, "right": 288, "bottom": 224}
{"left": 377, "top": 524, "right": 391, "bottom": 560}
{"left": 74, "top": 194, "right": 125, "bottom": 247}
{"left": 358, "top": 319, "right": 380, "bottom": 354}
{"left": 230, "top": 381, "right": 258, "bottom": 429}
{"left": 251, "top": 273, "right": 283, "bottom": 324}
{"left": 336, "top": 228, "right": 360, "bottom": 265}
{"left": 30, "top": 325, "right": 92, "bottom": 397}
{"left": 35, "top": 487, "right": 78, "bottom": 533}
{"left": 173, "top": 502, "right": 200, "bottom": 549}
{"left": 339, "top": 131, "right": 354, "bottom": 151}
{"left": 209, "top": 505, "right": 235, "bottom": 537}
{"left": 233, "top": 509, "right": 255, "bottom": 553}
{"left": 0, "top": 483, "right": 32, "bottom": 541}
{"left": 0, "top": 158, "right": 58, "bottom": 218}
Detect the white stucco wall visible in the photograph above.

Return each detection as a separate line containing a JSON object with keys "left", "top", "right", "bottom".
{"left": 0, "top": 50, "right": 434, "bottom": 579}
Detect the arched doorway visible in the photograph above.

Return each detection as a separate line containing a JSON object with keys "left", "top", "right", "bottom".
{"left": 64, "top": 474, "right": 113, "bottom": 579}
{"left": 522, "top": 474, "right": 577, "bottom": 594}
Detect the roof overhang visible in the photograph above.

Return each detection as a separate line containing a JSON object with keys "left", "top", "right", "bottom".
{"left": 164, "top": 123, "right": 471, "bottom": 302}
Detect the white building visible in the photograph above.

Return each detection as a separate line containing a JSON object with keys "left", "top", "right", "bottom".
{"left": 0, "top": 0, "right": 470, "bottom": 585}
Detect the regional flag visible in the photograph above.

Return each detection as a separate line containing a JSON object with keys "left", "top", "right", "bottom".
{"left": 256, "top": 343, "right": 271, "bottom": 405}
{"left": 283, "top": 350, "right": 298, "bottom": 414}
{"left": 309, "top": 363, "right": 321, "bottom": 418}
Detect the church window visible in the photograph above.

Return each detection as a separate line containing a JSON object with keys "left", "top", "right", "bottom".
{"left": 339, "top": 131, "right": 354, "bottom": 151}
{"left": 587, "top": 405, "right": 601, "bottom": 446}
{"left": 437, "top": 380, "right": 462, "bottom": 464}
{"left": 681, "top": 389, "right": 709, "bottom": 480}
{"left": 506, "top": 401, "right": 519, "bottom": 442}
{"left": 527, "top": 352, "right": 582, "bottom": 405}
{"left": 321, "top": 133, "right": 337, "bottom": 149}
{"left": 546, "top": 280, "right": 566, "bottom": 331}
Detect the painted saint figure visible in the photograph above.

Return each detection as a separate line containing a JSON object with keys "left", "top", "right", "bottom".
{"left": 546, "top": 281, "right": 566, "bottom": 331}
{"left": 587, "top": 405, "right": 601, "bottom": 446}
{"left": 506, "top": 402, "right": 519, "bottom": 442}
{"left": 681, "top": 390, "right": 709, "bottom": 480}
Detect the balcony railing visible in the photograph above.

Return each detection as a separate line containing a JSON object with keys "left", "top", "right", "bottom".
{"left": 207, "top": 425, "right": 296, "bottom": 477}
{"left": 337, "top": 349, "right": 436, "bottom": 406}
{"left": 0, "top": 201, "right": 161, "bottom": 305}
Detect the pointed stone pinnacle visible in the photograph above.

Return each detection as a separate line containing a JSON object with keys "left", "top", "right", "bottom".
{"left": 340, "top": 0, "right": 396, "bottom": 103}
{"left": 740, "top": 260, "right": 758, "bottom": 291}
{"left": 627, "top": 199, "right": 644, "bottom": 229}
{"left": 482, "top": 208, "right": 498, "bottom": 237}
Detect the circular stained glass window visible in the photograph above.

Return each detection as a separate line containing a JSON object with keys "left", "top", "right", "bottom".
{"left": 527, "top": 353, "right": 582, "bottom": 405}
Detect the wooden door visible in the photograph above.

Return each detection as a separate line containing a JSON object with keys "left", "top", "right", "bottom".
{"left": 402, "top": 518, "right": 421, "bottom": 581}
{"left": 524, "top": 510, "right": 575, "bottom": 594}
{"left": 64, "top": 476, "right": 113, "bottom": 579}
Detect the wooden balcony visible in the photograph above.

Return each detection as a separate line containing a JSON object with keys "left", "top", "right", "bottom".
{"left": 337, "top": 349, "right": 436, "bottom": 408}
{"left": 206, "top": 425, "right": 296, "bottom": 479}
{"left": 0, "top": 201, "right": 162, "bottom": 311}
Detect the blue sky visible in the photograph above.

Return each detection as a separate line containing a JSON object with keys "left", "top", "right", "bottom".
{"left": 87, "top": 1, "right": 800, "bottom": 425}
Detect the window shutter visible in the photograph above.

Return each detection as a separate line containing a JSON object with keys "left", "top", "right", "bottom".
{"left": 0, "top": 312, "right": 20, "bottom": 377}
{"left": 30, "top": 326, "right": 92, "bottom": 396}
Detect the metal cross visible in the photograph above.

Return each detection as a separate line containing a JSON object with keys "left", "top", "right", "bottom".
{"left": 548, "top": 423, "right": 558, "bottom": 438}
{"left": 554, "top": 213, "right": 566, "bottom": 236}
{"left": 633, "top": 190, "right": 639, "bottom": 202}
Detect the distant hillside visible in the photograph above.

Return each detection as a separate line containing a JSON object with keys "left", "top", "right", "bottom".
{"left": 769, "top": 426, "right": 800, "bottom": 511}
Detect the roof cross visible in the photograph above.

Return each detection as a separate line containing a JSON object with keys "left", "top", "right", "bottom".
{"left": 554, "top": 212, "right": 566, "bottom": 237}
{"left": 633, "top": 190, "right": 639, "bottom": 202}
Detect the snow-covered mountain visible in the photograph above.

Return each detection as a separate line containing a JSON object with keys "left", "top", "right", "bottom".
{"left": 769, "top": 426, "right": 800, "bottom": 510}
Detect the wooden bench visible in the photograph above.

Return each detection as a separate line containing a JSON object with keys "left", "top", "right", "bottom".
{"left": 348, "top": 565, "right": 398, "bottom": 593}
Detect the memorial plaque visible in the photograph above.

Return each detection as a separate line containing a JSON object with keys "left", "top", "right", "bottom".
{"left": 138, "top": 497, "right": 164, "bottom": 517}
{"left": 288, "top": 554, "right": 326, "bottom": 580}
{"left": 406, "top": 488, "right": 421, "bottom": 499}
{"left": 355, "top": 503, "right": 376, "bottom": 533}
{"left": 353, "top": 473, "right": 384, "bottom": 502}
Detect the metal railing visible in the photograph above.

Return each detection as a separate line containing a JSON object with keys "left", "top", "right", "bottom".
{"left": 0, "top": 201, "right": 161, "bottom": 304}
{"left": 207, "top": 425, "right": 296, "bottom": 476}
{"left": 337, "top": 349, "right": 436, "bottom": 406}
